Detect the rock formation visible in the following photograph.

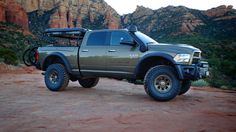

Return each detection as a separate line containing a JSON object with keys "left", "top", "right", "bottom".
{"left": 16, "top": 0, "right": 121, "bottom": 29}
{"left": 48, "top": 1, "right": 73, "bottom": 28}
{"left": 0, "top": 0, "right": 29, "bottom": 34}
{"left": 205, "top": 5, "right": 233, "bottom": 17}
{"left": 204, "top": 5, "right": 236, "bottom": 21}
{"left": 180, "top": 13, "right": 205, "bottom": 33}
{"left": 122, "top": 5, "right": 236, "bottom": 38}
{"left": 0, "top": 0, "right": 6, "bottom": 22}
{"left": 15, "top": 0, "right": 59, "bottom": 12}
{"left": 2, "top": 0, "right": 235, "bottom": 39}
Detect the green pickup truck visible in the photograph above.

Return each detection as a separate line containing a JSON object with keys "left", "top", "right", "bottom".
{"left": 36, "top": 26, "right": 209, "bottom": 101}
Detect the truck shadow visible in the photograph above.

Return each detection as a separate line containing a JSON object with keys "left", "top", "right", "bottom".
{"left": 63, "top": 85, "right": 198, "bottom": 103}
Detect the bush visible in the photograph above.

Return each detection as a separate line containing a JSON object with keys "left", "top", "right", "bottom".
{"left": 192, "top": 79, "right": 209, "bottom": 87}
{"left": 0, "top": 22, "right": 35, "bottom": 65}
{"left": 0, "top": 48, "right": 18, "bottom": 65}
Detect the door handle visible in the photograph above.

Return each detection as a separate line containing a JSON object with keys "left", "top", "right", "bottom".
{"left": 108, "top": 50, "right": 116, "bottom": 52}
{"left": 82, "top": 49, "right": 89, "bottom": 52}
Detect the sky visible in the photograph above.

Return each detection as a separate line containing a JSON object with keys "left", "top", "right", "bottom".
{"left": 104, "top": 0, "right": 236, "bottom": 15}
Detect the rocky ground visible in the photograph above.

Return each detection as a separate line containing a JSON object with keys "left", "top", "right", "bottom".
{"left": 0, "top": 66, "right": 236, "bottom": 131}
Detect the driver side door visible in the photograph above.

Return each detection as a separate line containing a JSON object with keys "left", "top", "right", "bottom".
{"left": 106, "top": 31, "right": 140, "bottom": 76}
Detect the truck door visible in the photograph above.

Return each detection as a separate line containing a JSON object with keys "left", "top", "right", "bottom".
{"left": 79, "top": 31, "right": 109, "bottom": 76}
{"left": 106, "top": 31, "right": 140, "bottom": 76}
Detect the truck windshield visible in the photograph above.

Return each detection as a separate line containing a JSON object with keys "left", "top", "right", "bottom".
{"left": 135, "top": 32, "right": 158, "bottom": 45}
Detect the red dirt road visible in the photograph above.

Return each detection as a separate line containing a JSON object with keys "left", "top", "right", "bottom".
{"left": 0, "top": 69, "right": 236, "bottom": 132}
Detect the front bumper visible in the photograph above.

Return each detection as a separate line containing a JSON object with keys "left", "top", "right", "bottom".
{"left": 176, "top": 61, "right": 209, "bottom": 80}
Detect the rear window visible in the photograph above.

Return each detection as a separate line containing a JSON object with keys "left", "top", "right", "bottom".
{"left": 87, "top": 31, "right": 108, "bottom": 46}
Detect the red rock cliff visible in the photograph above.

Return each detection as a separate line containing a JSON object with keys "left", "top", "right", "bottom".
{"left": 16, "top": 0, "right": 121, "bottom": 29}
{"left": 205, "top": 5, "right": 233, "bottom": 17}
{"left": 48, "top": 1, "right": 74, "bottom": 28}
{"left": 0, "top": 0, "right": 6, "bottom": 22}
{"left": 0, "top": 0, "right": 29, "bottom": 34}
{"left": 204, "top": 5, "right": 236, "bottom": 21}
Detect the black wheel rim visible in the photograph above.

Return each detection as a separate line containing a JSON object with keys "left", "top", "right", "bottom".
{"left": 49, "top": 71, "right": 59, "bottom": 84}
{"left": 154, "top": 75, "right": 172, "bottom": 93}
{"left": 29, "top": 50, "right": 36, "bottom": 64}
{"left": 29, "top": 47, "right": 38, "bottom": 65}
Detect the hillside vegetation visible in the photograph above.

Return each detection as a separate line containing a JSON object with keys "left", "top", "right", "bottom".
{"left": 0, "top": 22, "right": 33, "bottom": 65}
{"left": 158, "top": 34, "right": 236, "bottom": 88}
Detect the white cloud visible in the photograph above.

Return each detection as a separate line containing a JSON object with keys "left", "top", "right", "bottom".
{"left": 104, "top": 0, "right": 236, "bottom": 15}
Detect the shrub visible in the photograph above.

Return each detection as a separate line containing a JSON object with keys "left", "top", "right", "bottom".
{"left": 0, "top": 48, "right": 18, "bottom": 65}
{"left": 192, "top": 79, "right": 209, "bottom": 87}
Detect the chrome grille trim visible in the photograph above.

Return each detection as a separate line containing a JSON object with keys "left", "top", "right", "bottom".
{"left": 191, "top": 51, "right": 201, "bottom": 64}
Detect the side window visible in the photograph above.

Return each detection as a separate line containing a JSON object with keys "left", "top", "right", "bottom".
{"left": 87, "top": 32, "right": 108, "bottom": 46}
{"left": 111, "top": 31, "right": 133, "bottom": 46}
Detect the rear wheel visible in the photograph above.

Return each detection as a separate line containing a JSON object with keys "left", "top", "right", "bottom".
{"left": 78, "top": 77, "right": 99, "bottom": 88}
{"left": 144, "top": 65, "right": 181, "bottom": 101}
{"left": 44, "top": 64, "right": 69, "bottom": 91}
{"left": 179, "top": 80, "right": 191, "bottom": 95}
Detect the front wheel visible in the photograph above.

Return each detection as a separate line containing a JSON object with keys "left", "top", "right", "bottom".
{"left": 78, "top": 77, "right": 99, "bottom": 88}
{"left": 144, "top": 65, "right": 181, "bottom": 101}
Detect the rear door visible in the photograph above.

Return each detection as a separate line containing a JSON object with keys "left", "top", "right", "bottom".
{"left": 79, "top": 31, "right": 109, "bottom": 75}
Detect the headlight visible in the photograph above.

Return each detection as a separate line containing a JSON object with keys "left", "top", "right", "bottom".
{"left": 174, "top": 54, "right": 191, "bottom": 63}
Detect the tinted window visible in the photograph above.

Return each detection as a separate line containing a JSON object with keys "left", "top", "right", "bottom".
{"left": 111, "top": 31, "right": 133, "bottom": 45}
{"left": 87, "top": 32, "right": 108, "bottom": 46}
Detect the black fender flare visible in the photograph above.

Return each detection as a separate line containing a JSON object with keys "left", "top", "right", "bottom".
{"left": 41, "top": 52, "right": 72, "bottom": 73}
{"left": 134, "top": 52, "right": 183, "bottom": 79}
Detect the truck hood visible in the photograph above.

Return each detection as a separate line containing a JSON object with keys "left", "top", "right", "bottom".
{"left": 147, "top": 43, "right": 201, "bottom": 57}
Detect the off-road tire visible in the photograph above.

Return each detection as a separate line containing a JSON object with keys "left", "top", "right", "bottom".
{"left": 144, "top": 65, "right": 181, "bottom": 101}
{"left": 23, "top": 49, "right": 32, "bottom": 66}
{"left": 78, "top": 77, "right": 99, "bottom": 88}
{"left": 45, "top": 64, "right": 69, "bottom": 91}
{"left": 179, "top": 80, "right": 191, "bottom": 95}
{"left": 28, "top": 47, "right": 38, "bottom": 66}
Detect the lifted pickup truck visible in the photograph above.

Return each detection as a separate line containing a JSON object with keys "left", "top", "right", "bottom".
{"left": 36, "top": 26, "right": 209, "bottom": 101}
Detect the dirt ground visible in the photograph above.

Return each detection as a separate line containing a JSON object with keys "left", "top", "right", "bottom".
{"left": 0, "top": 67, "right": 236, "bottom": 132}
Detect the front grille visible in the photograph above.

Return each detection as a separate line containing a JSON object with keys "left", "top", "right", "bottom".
{"left": 192, "top": 58, "right": 200, "bottom": 64}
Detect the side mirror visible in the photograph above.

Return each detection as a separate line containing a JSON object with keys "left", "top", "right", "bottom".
{"left": 120, "top": 40, "right": 136, "bottom": 46}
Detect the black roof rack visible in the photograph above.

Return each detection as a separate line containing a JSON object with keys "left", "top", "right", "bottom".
{"left": 44, "top": 28, "right": 90, "bottom": 39}
{"left": 44, "top": 28, "right": 89, "bottom": 34}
